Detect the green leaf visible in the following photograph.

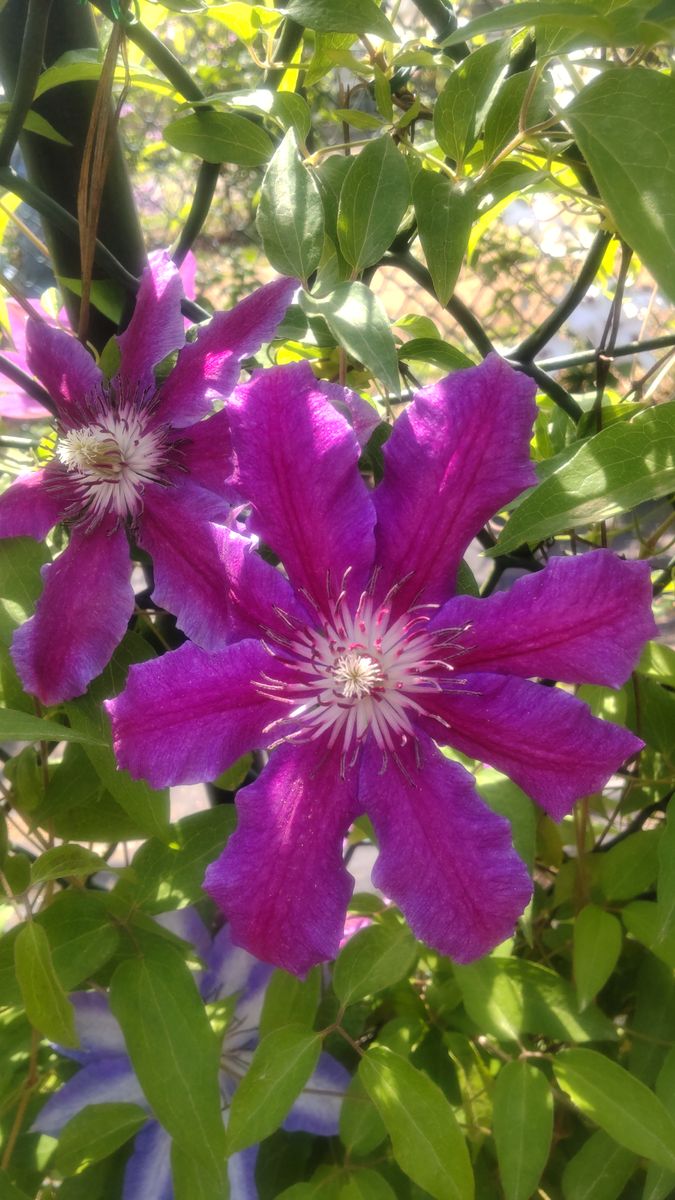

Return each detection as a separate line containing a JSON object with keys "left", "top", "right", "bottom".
{"left": 455, "top": 956, "right": 616, "bottom": 1043}
{"left": 0, "top": 1173, "right": 31, "bottom": 1200}
{"left": 643, "top": 1046, "right": 675, "bottom": 1200}
{"left": 302, "top": 283, "right": 399, "bottom": 394}
{"left": 64, "top": 694, "right": 169, "bottom": 843}
{"left": 599, "top": 829, "right": 661, "bottom": 902}
{"left": 285, "top": 0, "right": 397, "bottom": 40}
{"left": 493, "top": 1061, "right": 553, "bottom": 1200}
{"left": 171, "top": 1140, "right": 230, "bottom": 1200}
{"left": 337, "top": 137, "right": 410, "bottom": 272}
{"left": 33, "top": 50, "right": 176, "bottom": 98}
{"left": 333, "top": 921, "right": 416, "bottom": 1005}
{"left": 561, "top": 1130, "right": 637, "bottom": 1200}
{"left": 123, "top": 807, "right": 236, "bottom": 907}
{"left": 0, "top": 709, "right": 104, "bottom": 745}
{"left": 412, "top": 171, "right": 475, "bottom": 305}
{"left": 339, "top": 1074, "right": 387, "bottom": 1157}
{"left": 109, "top": 943, "right": 226, "bottom": 1165}
{"left": 553, "top": 1049, "right": 675, "bottom": 1171}
{"left": 340, "top": 1169, "right": 396, "bottom": 1200}
{"left": 257, "top": 129, "right": 325, "bottom": 281}
{"left": 31, "top": 845, "right": 110, "bottom": 884}
{"left": 164, "top": 111, "right": 273, "bottom": 164}
{"left": 398, "top": 337, "right": 473, "bottom": 372}
{"left": 440, "top": 2, "right": 612, "bottom": 47}
{"left": 359, "top": 1046, "right": 474, "bottom": 1200}
{"left": 434, "top": 41, "right": 508, "bottom": 166}
{"left": 573, "top": 905, "right": 623, "bottom": 1010}
{"left": 566, "top": 68, "right": 675, "bottom": 302}
{"left": 55, "top": 1103, "right": 147, "bottom": 1176}
{"left": 657, "top": 808, "right": 675, "bottom": 946}
{"left": 259, "top": 967, "right": 321, "bottom": 1039}
{"left": 490, "top": 402, "right": 675, "bottom": 554}
{"left": 37, "top": 744, "right": 144, "bottom": 842}
{"left": 14, "top": 923, "right": 77, "bottom": 1047}
{"left": 0, "top": 536, "right": 49, "bottom": 644}
{"left": 227, "top": 1025, "right": 322, "bottom": 1153}
{"left": 622, "top": 901, "right": 675, "bottom": 969}
{"left": 629, "top": 955, "right": 675, "bottom": 1086}
{"left": 483, "top": 69, "right": 553, "bottom": 161}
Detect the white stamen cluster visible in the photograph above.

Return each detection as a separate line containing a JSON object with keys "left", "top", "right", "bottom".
{"left": 56, "top": 404, "right": 166, "bottom": 522}
{"left": 259, "top": 583, "right": 466, "bottom": 771}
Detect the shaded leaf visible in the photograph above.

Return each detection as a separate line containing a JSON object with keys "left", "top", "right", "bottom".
{"left": 302, "top": 283, "right": 399, "bottom": 394}
{"left": 0, "top": 709, "right": 104, "bottom": 745}
{"left": 164, "top": 111, "right": 273, "bottom": 164}
{"left": 554, "top": 1049, "right": 675, "bottom": 1171}
{"left": 359, "top": 1046, "right": 474, "bottom": 1200}
{"left": 14, "top": 923, "right": 77, "bottom": 1047}
{"left": 490, "top": 402, "right": 675, "bottom": 554}
{"left": 561, "top": 1130, "right": 637, "bottom": 1200}
{"left": 257, "top": 130, "right": 324, "bottom": 280}
{"left": 285, "top": 0, "right": 397, "bottom": 40}
{"left": 567, "top": 69, "right": 675, "bottom": 302}
{"left": 333, "top": 922, "right": 416, "bottom": 1005}
{"left": 259, "top": 967, "right": 321, "bottom": 1039}
{"left": 337, "top": 137, "right": 410, "bottom": 272}
{"left": 31, "top": 845, "right": 110, "bottom": 884}
{"left": 573, "top": 905, "right": 623, "bottom": 1010}
{"left": 413, "top": 171, "right": 475, "bottom": 305}
{"left": 493, "top": 1061, "right": 553, "bottom": 1200}
{"left": 55, "top": 1103, "right": 146, "bottom": 1176}
{"left": 110, "top": 943, "right": 226, "bottom": 1165}
{"left": 434, "top": 41, "right": 508, "bottom": 165}
{"left": 227, "top": 1025, "right": 322, "bottom": 1153}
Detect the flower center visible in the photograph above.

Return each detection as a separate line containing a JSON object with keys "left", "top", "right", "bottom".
{"left": 258, "top": 580, "right": 467, "bottom": 770}
{"left": 332, "top": 651, "right": 383, "bottom": 699}
{"left": 55, "top": 403, "right": 168, "bottom": 523}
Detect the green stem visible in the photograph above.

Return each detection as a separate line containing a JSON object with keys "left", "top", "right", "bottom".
{"left": 537, "top": 333, "right": 675, "bottom": 372}
{"left": 172, "top": 161, "right": 220, "bottom": 267}
{"left": 0, "top": 0, "right": 52, "bottom": 168}
{"left": 90, "top": 0, "right": 205, "bottom": 102}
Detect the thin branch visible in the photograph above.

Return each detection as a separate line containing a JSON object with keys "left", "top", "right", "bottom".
{"left": 0, "top": 0, "right": 53, "bottom": 168}
{"left": 512, "top": 230, "right": 612, "bottom": 362}
{"left": 512, "top": 360, "right": 583, "bottom": 422}
{"left": 537, "top": 332, "right": 675, "bottom": 372}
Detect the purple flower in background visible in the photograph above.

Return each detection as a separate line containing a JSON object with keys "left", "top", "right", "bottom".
{"left": 0, "top": 299, "right": 53, "bottom": 420}
{"left": 0, "top": 253, "right": 295, "bottom": 703}
{"left": 108, "top": 355, "right": 656, "bottom": 975}
{"left": 33, "top": 911, "right": 349, "bottom": 1200}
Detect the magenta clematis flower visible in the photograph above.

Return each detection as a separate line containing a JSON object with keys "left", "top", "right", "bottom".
{"left": 107, "top": 355, "right": 656, "bottom": 975}
{"left": 0, "top": 253, "right": 296, "bottom": 704}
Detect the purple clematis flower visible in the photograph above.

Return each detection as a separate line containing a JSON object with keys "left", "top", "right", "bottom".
{"left": 107, "top": 355, "right": 656, "bottom": 975}
{"left": 0, "top": 253, "right": 296, "bottom": 704}
{"left": 33, "top": 910, "right": 349, "bottom": 1200}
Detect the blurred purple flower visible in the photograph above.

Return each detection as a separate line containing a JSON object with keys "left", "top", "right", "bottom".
{"left": 108, "top": 355, "right": 656, "bottom": 974}
{"left": 33, "top": 910, "right": 349, "bottom": 1200}
{"left": 0, "top": 253, "right": 296, "bottom": 703}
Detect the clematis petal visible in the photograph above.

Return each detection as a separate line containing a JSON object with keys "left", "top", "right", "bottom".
{"left": 202, "top": 924, "right": 272, "bottom": 1026}
{"left": 284, "top": 1052, "right": 350, "bottom": 1135}
{"left": 360, "top": 733, "right": 532, "bottom": 963}
{"left": 117, "top": 251, "right": 185, "bottom": 394}
{"left": 32, "top": 1058, "right": 145, "bottom": 1136}
{"left": 216, "top": 528, "right": 313, "bottom": 643}
{"left": 0, "top": 470, "right": 63, "bottom": 539}
{"left": 176, "top": 407, "right": 234, "bottom": 498}
{"left": 203, "top": 741, "right": 360, "bottom": 975}
{"left": 319, "top": 380, "right": 381, "bottom": 448}
{"left": 434, "top": 551, "right": 657, "bottom": 687}
{"left": 11, "top": 522, "right": 134, "bottom": 705}
{"left": 373, "top": 355, "right": 537, "bottom": 611}
{"left": 25, "top": 319, "right": 103, "bottom": 423}
{"left": 228, "top": 1147, "right": 259, "bottom": 1200}
{"left": 136, "top": 481, "right": 232, "bottom": 651}
{"left": 426, "top": 672, "right": 642, "bottom": 820}
{"left": 106, "top": 638, "right": 282, "bottom": 788}
{"left": 123, "top": 1121, "right": 173, "bottom": 1200}
{"left": 229, "top": 361, "right": 376, "bottom": 611}
{"left": 155, "top": 276, "right": 297, "bottom": 428}
{"left": 0, "top": 351, "right": 51, "bottom": 419}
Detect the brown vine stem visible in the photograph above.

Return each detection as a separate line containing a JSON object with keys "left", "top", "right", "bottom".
{"left": 0, "top": 1027, "right": 40, "bottom": 1170}
{"left": 77, "top": 19, "right": 128, "bottom": 341}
